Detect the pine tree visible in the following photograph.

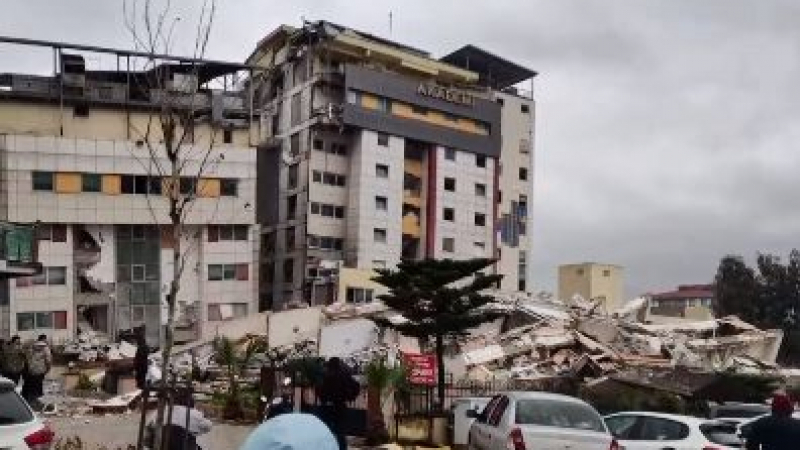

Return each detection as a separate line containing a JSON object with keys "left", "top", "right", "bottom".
{"left": 371, "top": 258, "right": 502, "bottom": 410}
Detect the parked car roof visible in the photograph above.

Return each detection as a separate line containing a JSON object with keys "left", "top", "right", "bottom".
{"left": 502, "top": 391, "right": 593, "bottom": 404}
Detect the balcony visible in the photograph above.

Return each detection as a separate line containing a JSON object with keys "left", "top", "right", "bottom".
{"left": 0, "top": 223, "right": 41, "bottom": 278}
{"left": 402, "top": 214, "right": 421, "bottom": 238}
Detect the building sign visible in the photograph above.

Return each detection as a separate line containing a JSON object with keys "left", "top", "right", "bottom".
{"left": 402, "top": 352, "right": 438, "bottom": 386}
{"left": 417, "top": 83, "right": 475, "bottom": 107}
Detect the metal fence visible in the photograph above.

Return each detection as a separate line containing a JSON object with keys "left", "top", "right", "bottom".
{"left": 398, "top": 376, "right": 580, "bottom": 414}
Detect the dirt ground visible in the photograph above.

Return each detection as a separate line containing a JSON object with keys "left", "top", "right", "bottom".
{"left": 48, "top": 414, "right": 254, "bottom": 449}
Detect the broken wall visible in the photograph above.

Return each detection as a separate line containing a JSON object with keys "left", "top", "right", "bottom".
{"left": 268, "top": 306, "right": 323, "bottom": 348}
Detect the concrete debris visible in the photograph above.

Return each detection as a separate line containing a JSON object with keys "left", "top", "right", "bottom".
{"left": 452, "top": 293, "right": 785, "bottom": 382}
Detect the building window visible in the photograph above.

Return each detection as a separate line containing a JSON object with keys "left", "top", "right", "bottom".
{"left": 287, "top": 195, "right": 298, "bottom": 220}
{"left": 290, "top": 133, "right": 300, "bottom": 156}
{"left": 603, "top": 269, "right": 611, "bottom": 277}
{"left": 223, "top": 128, "right": 233, "bottom": 144}
{"left": 496, "top": 98, "right": 504, "bottom": 106}
{"left": 283, "top": 259, "right": 295, "bottom": 283}
{"left": 520, "top": 138, "right": 531, "bottom": 154}
{"left": 442, "top": 237, "right": 455, "bottom": 253}
{"left": 346, "top": 287, "right": 374, "bottom": 304}
{"left": 220, "top": 179, "right": 238, "bottom": 196}
{"left": 16, "top": 311, "right": 67, "bottom": 331}
{"left": 476, "top": 155, "right": 487, "bottom": 168}
{"left": 651, "top": 299, "right": 661, "bottom": 308}
{"left": 518, "top": 280, "right": 526, "bottom": 291}
{"left": 208, "top": 264, "right": 248, "bottom": 281}
{"left": 474, "top": 213, "right": 486, "bottom": 227}
{"left": 444, "top": 177, "right": 456, "bottom": 191}
{"left": 208, "top": 225, "right": 248, "bottom": 242}
{"left": 375, "top": 196, "right": 388, "bottom": 211}
{"left": 519, "top": 168, "right": 528, "bottom": 181}
{"left": 377, "top": 132, "right": 389, "bottom": 147}
{"left": 330, "top": 143, "right": 348, "bottom": 156}
{"left": 347, "top": 90, "right": 360, "bottom": 105}
{"left": 374, "top": 228, "right": 387, "bottom": 243}
{"left": 313, "top": 139, "right": 324, "bottom": 151}
{"left": 444, "top": 148, "right": 456, "bottom": 161}
{"left": 285, "top": 227, "right": 296, "bottom": 250}
{"left": 18, "top": 266, "right": 67, "bottom": 287}
{"left": 334, "top": 206, "right": 345, "bottom": 219}
{"left": 376, "top": 164, "right": 389, "bottom": 178}
{"left": 310, "top": 202, "right": 320, "bottom": 214}
{"left": 32, "top": 171, "right": 54, "bottom": 191}
{"left": 475, "top": 183, "right": 487, "bottom": 197}
{"left": 443, "top": 208, "right": 455, "bottom": 222}
{"left": 291, "top": 93, "right": 302, "bottom": 126}
{"left": 82, "top": 173, "right": 101, "bottom": 192}
{"left": 377, "top": 97, "right": 390, "bottom": 113}
{"left": 521, "top": 104, "right": 530, "bottom": 113}
{"left": 36, "top": 224, "right": 67, "bottom": 242}
{"left": 313, "top": 171, "right": 345, "bottom": 187}
{"left": 321, "top": 204, "right": 334, "bottom": 217}
{"left": 287, "top": 164, "right": 299, "bottom": 189}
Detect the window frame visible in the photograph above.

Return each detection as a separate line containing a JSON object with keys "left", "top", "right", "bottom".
{"left": 32, "top": 171, "right": 54, "bottom": 191}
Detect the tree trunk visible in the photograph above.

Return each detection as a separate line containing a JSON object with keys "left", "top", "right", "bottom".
{"left": 435, "top": 335, "right": 445, "bottom": 412}
{"left": 153, "top": 174, "right": 182, "bottom": 450}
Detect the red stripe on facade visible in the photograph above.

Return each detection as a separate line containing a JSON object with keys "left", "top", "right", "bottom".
{"left": 425, "top": 146, "right": 438, "bottom": 258}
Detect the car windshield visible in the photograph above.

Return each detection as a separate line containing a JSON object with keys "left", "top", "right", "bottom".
{"left": 0, "top": 389, "right": 33, "bottom": 426}
{"left": 515, "top": 399, "right": 605, "bottom": 432}
{"left": 701, "top": 423, "right": 743, "bottom": 448}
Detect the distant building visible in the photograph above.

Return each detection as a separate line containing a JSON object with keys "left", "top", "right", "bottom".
{"left": 250, "top": 21, "right": 537, "bottom": 309}
{"left": 558, "top": 263, "right": 623, "bottom": 312}
{"left": 648, "top": 284, "right": 714, "bottom": 321}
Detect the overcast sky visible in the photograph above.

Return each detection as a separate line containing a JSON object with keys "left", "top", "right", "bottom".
{"left": 2, "top": 0, "right": 800, "bottom": 298}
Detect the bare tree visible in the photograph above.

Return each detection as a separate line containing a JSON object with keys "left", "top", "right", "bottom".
{"left": 120, "top": 1, "right": 238, "bottom": 448}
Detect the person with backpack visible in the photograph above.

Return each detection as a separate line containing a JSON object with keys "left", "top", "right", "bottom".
{"left": 318, "top": 357, "right": 360, "bottom": 450}
{"left": 3, "top": 335, "right": 26, "bottom": 386}
{"left": 22, "top": 334, "right": 52, "bottom": 405}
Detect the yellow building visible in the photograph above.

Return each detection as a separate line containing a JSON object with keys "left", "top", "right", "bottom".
{"left": 558, "top": 263, "right": 624, "bottom": 312}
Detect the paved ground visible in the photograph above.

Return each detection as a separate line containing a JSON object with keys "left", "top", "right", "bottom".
{"left": 48, "top": 415, "right": 253, "bottom": 449}
{"left": 48, "top": 415, "right": 448, "bottom": 449}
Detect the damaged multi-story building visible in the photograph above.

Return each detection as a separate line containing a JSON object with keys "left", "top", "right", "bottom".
{"left": 0, "top": 38, "right": 260, "bottom": 344}
{"left": 249, "top": 21, "right": 537, "bottom": 309}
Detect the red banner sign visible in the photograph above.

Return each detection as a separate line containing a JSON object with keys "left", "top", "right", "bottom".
{"left": 403, "top": 352, "right": 438, "bottom": 386}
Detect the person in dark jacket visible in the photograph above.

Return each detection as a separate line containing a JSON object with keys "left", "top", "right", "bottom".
{"left": 318, "top": 357, "right": 360, "bottom": 450}
{"left": 3, "top": 336, "right": 26, "bottom": 386}
{"left": 22, "top": 334, "right": 52, "bottom": 405}
{"left": 134, "top": 333, "right": 149, "bottom": 390}
{"left": 745, "top": 393, "right": 800, "bottom": 450}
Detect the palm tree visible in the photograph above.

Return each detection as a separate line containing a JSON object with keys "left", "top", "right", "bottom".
{"left": 364, "top": 356, "right": 408, "bottom": 445}
{"left": 212, "top": 335, "right": 266, "bottom": 419}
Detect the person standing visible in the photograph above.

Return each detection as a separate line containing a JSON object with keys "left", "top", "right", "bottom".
{"left": 745, "top": 393, "right": 800, "bottom": 450}
{"left": 134, "top": 333, "right": 149, "bottom": 390}
{"left": 318, "top": 357, "right": 360, "bottom": 450}
{"left": 21, "top": 334, "right": 51, "bottom": 405}
{"left": 3, "top": 336, "right": 26, "bottom": 386}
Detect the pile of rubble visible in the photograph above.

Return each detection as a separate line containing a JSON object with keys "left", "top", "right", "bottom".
{"left": 454, "top": 293, "right": 784, "bottom": 383}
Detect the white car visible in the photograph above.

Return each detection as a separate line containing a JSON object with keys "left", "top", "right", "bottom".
{"left": 604, "top": 411, "right": 742, "bottom": 450}
{"left": 467, "top": 391, "right": 615, "bottom": 450}
{"left": 0, "top": 377, "right": 55, "bottom": 449}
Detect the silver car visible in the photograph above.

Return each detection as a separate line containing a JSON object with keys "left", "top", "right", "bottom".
{"left": 467, "top": 391, "right": 615, "bottom": 450}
